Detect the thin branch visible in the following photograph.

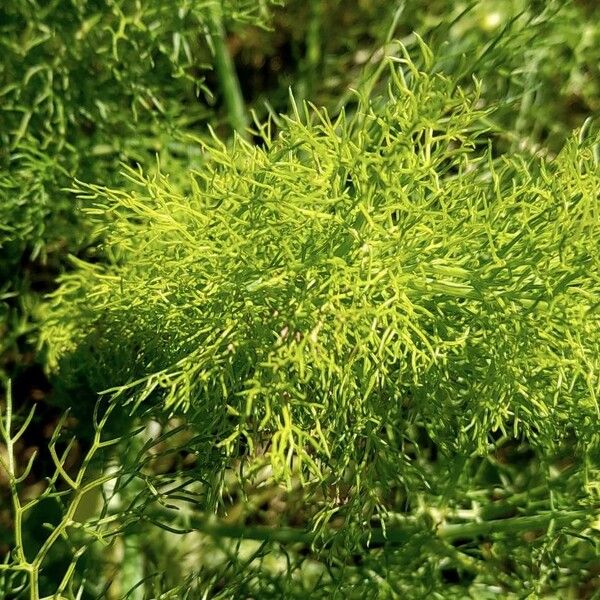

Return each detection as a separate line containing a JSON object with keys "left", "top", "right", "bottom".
{"left": 206, "top": 3, "right": 249, "bottom": 138}
{"left": 148, "top": 507, "right": 595, "bottom": 548}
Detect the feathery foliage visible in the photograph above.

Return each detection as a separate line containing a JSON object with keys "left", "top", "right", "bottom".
{"left": 2, "top": 1, "right": 600, "bottom": 597}
{"left": 41, "top": 48, "right": 600, "bottom": 594}
{"left": 0, "top": 0, "right": 279, "bottom": 287}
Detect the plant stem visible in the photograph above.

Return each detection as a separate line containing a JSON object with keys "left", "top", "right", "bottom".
{"left": 116, "top": 428, "right": 147, "bottom": 600}
{"left": 29, "top": 567, "right": 39, "bottom": 600}
{"left": 437, "top": 510, "right": 587, "bottom": 542}
{"left": 206, "top": 4, "right": 249, "bottom": 138}
{"left": 151, "top": 508, "right": 593, "bottom": 547}
{"left": 295, "top": 0, "right": 322, "bottom": 108}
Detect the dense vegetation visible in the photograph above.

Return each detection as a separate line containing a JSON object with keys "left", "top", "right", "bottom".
{"left": 1, "top": 1, "right": 599, "bottom": 598}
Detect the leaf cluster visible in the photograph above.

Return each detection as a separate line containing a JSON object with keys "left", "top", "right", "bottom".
{"left": 0, "top": 0, "right": 280, "bottom": 281}
{"left": 2, "top": 2, "right": 600, "bottom": 596}
{"left": 42, "top": 48, "right": 600, "bottom": 554}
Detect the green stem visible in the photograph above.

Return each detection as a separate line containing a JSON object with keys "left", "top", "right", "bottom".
{"left": 151, "top": 508, "right": 592, "bottom": 547}
{"left": 295, "top": 0, "right": 322, "bottom": 108}
{"left": 438, "top": 510, "right": 588, "bottom": 542}
{"left": 117, "top": 429, "right": 146, "bottom": 600}
{"left": 207, "top": 4, "right": 249, "bottom": 138}
{"left": 29, "top": 567, "right": 39, "bottom": 600}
